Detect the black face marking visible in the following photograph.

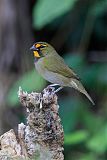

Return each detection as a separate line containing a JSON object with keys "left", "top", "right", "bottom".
{"left": 35, "top": 43, "right": 47, "bottom": 50}
{"left": 40, "top": 45, "right": 46, "bottom": 48}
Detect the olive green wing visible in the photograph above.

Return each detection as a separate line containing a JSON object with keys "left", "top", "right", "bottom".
{"left": 43, "top": 56, "right": 80, "bottom": 80}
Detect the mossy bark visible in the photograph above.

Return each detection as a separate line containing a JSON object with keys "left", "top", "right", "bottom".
{"left": 0, "top": 86, "right": 64, "bottom": 160}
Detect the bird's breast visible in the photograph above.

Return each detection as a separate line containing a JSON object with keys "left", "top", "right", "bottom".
{"left": 35, "top": 59, "right": 69, "bottom": 86}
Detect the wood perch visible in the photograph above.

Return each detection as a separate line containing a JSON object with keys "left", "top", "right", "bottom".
{"left": 0, "top": 86, "right": 64, "bottom": 160}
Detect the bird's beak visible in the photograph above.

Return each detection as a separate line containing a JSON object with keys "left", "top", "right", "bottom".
{"left": 30, "top": 45, "right": 37, "bottom": 51}
{"left": 30, "top": 45, "right": 40, "bottom": 58}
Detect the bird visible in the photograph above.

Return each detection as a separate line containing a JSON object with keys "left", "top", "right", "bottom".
{"left": 30, "top": 42, "right": 95, "bottom": 105}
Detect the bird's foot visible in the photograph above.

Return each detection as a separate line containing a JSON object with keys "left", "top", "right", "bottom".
{"left": 47, "top": 84, "right": 63, "bottom": 93}
{"left": 48, "top": 84, "right": 59, "bottom": 87}
{"left": 53, "top": 87, "right": 63, "bottom": 93}
{"left": 42, "top": 85, "right": 55, "bottom": 96}
{"left": 43, "top": 85, "right": 63, "bottom": 96}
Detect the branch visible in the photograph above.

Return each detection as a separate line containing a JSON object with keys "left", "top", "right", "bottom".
{"left": 0, "top": 86, "right": 64, "bottom": 160}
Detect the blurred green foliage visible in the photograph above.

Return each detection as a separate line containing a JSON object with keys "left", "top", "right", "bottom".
{"left": 7, "top": 0, "right": 107, "bottom": 159}
{"left": 7, "top": 70, "right": 46, "bottom": 106}
{"left": 91, "top": 0, "right": 107, "bottom": 17}
{"left": 64, "top": 130, "right": 88, "bottom": 145}
{"left": 87, "top": 124, "right": 107, "bottom": 153}
{"left": 33, "top": 0, "right": 77, "bottom": 29}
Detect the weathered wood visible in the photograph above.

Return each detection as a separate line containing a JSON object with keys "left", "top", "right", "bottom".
{"left": 0, "top": 87, "right": 64, "bottom": 160}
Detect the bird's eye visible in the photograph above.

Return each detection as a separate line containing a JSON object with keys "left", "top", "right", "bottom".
{"left": 40, "top": 45, "right": 46, "bottom": 48}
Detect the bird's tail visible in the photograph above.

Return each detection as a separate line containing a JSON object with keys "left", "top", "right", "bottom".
{"left": 69, "top": 79, "right": 95, "bottom": 105}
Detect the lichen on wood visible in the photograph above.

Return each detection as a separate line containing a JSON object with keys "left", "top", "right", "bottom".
{"left": 0, "top": 86, "right": 64, "bottom": 160}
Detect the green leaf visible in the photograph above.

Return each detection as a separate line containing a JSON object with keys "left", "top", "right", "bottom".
{"left": 82, "top": 64, "right": 107, "bottom": 93}
{"left": 64, "top": 54, "right": 85, "bottom": 72}
{"left": 86, "top": 124, "right": 107, "bottom": 154}
{"left": 98, "top": 65, "right": 107, "bottom": 84}
{"left": 7, "top": 69, "right": 46, "bottom": 107}
{"left": 64, "top": 130, "right": 88, "bottom": 145}
{"left": 59, "top": 98, "right": 79, "bottom": 133}
{"left": 91, "top": 0, "right": 107, "bottom": 17}
{"left": 33, "top": 0, "right": 78, "bottom": 29}
{"left": 78, "top": 153, "right": 97, "bottom": 160}
{"left": 78, "top": 106, "right": 104, "bottom": 133}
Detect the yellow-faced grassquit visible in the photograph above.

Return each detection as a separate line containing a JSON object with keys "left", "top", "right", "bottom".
{"left": 30, "top": 42, "right": 94, "bottom": 105}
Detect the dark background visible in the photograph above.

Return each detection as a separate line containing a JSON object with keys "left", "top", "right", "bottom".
{"left": 0, "top": 0, "right": 107, "bottom": 159}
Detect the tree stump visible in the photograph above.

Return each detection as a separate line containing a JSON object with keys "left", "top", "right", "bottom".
{"left": 0, "top": 86, "right": 64, "bottom": 160}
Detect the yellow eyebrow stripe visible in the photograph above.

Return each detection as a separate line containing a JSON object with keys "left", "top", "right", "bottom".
{"left": 33, "top": 51, "right": 40, "bottom": 58}
{"left": 35, "top": 44, "right": 41, "bottom": 48}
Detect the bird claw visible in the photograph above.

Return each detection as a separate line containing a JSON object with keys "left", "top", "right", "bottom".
{"left": 46, "top": 85, "right": 63, "bottom": 94}
{"left": 46, "top": 85, "right": 55, "bottom": 93}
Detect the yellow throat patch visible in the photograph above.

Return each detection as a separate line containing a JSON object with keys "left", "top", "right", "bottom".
{"left": 33, "top": 51, "right": 40, "bottom": 58}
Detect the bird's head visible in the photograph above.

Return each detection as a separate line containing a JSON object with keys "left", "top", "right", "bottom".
{"left": 30, "top": 42, "right": 55, "bottom": 58}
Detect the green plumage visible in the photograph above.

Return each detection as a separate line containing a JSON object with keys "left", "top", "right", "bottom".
{"left": 30, "top": 42, "right": 95, "bottom": 105}
{"left": 43, "top": 56, "right": 79, "bottom": 80}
